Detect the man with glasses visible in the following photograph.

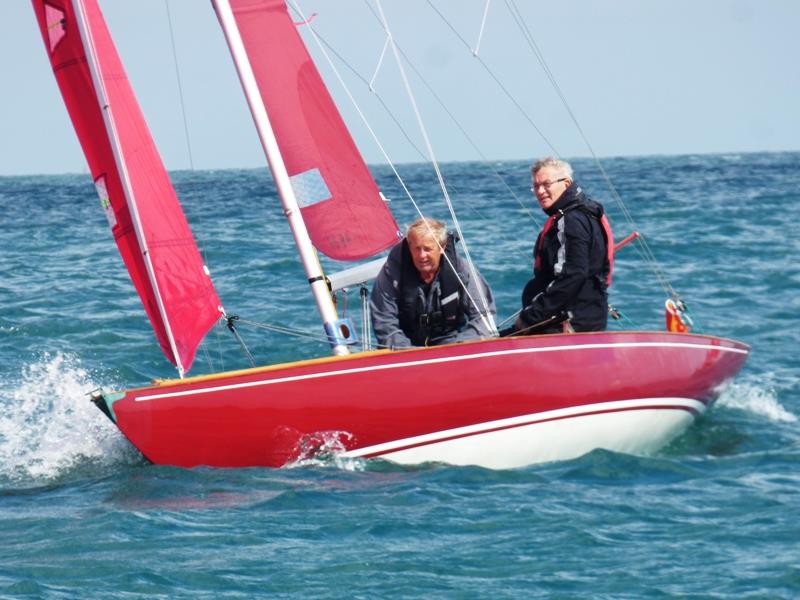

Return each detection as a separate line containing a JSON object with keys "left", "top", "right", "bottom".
{"left": 511, "top": 157, "right": 612, "bottom": 335}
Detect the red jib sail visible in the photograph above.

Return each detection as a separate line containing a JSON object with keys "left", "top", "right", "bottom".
{"left": 228, "top": 0, "right": 400, "bottom": 261}
{"left": 32, "top": 0, "right": 222, "bottom": 374}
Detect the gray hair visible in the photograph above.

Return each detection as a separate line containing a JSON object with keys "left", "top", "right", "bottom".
{"left": 531, "top": 157, "right": 574, "bottom": 180}
{"left": 406, "top": 217, "right": 448, "bottom": 246}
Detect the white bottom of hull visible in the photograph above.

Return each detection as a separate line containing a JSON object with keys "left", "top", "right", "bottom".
{"left": 344, "top": 398, "right": 703, "bottom": 469}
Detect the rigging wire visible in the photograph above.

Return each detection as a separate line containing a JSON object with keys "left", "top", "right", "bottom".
{"left": 358, "top": 0, "right": 678, "bottom": 298}
{"left": 234, "top": 316, "right": 394, "bottom": 350}
{"left": 424, "top": 0, "right": 559, "bottom": 157}
{"left": 298, "top": 36, "right": 539, "bottom": 327}
{"left": 361, "top": 0, "right": 542, "bottom": 228}
{"left": 234, "top": 317, "right": 343, "bottom": 345}
{"left": 423, "top": 0, "right": 684, "bottom": 304}
{"left": 372, "top": 0, "right": 497, "bottom": 334}
{"left": 163, "top": 1, "right": 686, "bottom": 357}
{"left": 286, "top": 0, "right": 426, "bottom": 215}
{"left": 393, "top": 45, "right": 541, "bottom": 228}
{"left": 313, "top": 27, "right": 540, "bottom": 230}
{"left": 310, "top": 33, "right": 428, "bottom": 160}
{"left": 163, "top": 0, "right": 231, "bottom": 370}
{"left": 287, "top": 0, "right": 497, "bottom": 334}
{"left": 164, "top": 0, "right": 195, "bottom": 171}
{"left": 472, "top": 0, "right": 492, "bottom": 56}
{"left": 368, "top": 35, "right": 391, "bottom": 91}
{"left": 503, "top": 0, "right": 678, "bottom": 299}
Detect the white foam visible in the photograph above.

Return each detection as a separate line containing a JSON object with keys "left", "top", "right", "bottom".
{"left": 716, "top": 376, "right": 797, "bottom": 423}
{"left": 287, "top": 430, "right": 366, "bottom": 472}
{"left": 0, "top": 352, "right": 140, "bottom": 483}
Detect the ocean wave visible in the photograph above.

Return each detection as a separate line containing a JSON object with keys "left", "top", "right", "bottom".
{"left": 0, "top": 352, "right": 140, "bottom": 484}
{"left": 717, "top": 376, "right": 797, "bottom": 423}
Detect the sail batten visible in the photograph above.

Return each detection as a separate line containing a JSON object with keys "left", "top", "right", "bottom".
{"left": 227, "top": 0, "right": 401, "bottom": 261}
{"left": 32, "top": 0, "right": 223, "bottom": 374}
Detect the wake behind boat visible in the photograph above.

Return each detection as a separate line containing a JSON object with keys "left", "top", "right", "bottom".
{"left": 32, "top": 0, "right": 749, "bottom": 469}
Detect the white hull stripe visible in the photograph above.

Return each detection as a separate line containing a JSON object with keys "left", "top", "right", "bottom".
{"left": 136, "top": 341, "right": 747, "bottom": 402}
{"left": 342, "top": 397, "right": 704, "bottom": 458}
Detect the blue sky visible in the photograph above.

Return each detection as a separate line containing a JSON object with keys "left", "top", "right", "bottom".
{"left": 2, "top": 1, "right": 798, "bottom": 176}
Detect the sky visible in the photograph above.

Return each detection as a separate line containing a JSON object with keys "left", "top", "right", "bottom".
{"left": 2, "top": 1, "right": 799, "bottom": 176}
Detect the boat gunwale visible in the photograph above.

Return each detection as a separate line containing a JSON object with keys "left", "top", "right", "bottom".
{"left": 122, "top": 329, "right": 749, "bottom": 394}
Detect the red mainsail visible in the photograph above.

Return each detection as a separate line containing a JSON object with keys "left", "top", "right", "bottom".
{"left": 32, "top": 0, "right": 222, "bottom": 374}
{"left": 227, "top": 0, "right": 401, "bottom": 261}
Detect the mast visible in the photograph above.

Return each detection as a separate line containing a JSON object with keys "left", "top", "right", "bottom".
{"left": 213, "top": 0, "right": 350, "bottom": 356}
{"left": 71, "top": 0, "right": 188, "bottom": 376}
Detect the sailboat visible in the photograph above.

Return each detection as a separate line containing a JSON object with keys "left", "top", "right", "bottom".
{"left": 32, "top": 0, "right": 749, "bottom": 469}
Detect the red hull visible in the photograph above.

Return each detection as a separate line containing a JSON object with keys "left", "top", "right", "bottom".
{"left": 97, "top": 331, "right": 749, "bottom": 469}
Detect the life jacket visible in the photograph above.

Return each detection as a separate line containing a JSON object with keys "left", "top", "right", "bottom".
{"left": 535, "top": 201, "right": 614, "bottom": 288}
{"left": 397, "top": 233, "right": 465, "bottom": 346}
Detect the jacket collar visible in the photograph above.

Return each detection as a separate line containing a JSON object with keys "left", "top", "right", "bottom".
{"left": 545, "top": 183, "right": 584, "bottom": 216}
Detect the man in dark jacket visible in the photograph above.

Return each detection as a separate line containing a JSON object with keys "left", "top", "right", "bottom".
{"left": 515, "top": 157, "right": 611, "bottom": 334}
{"left": 370, "top": 217, "right": 496, "bottom": 348}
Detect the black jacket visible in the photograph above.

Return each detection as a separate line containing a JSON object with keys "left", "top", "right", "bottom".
{"left": 521, "top": 184, "right": 609, "bottom": 332}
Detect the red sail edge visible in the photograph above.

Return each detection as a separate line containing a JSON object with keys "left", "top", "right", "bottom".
{"left": 229, "top": 0, "right": 401, "bottom": 261}
{"left": 32, "top": 0, "right": 222, "bottom": 373}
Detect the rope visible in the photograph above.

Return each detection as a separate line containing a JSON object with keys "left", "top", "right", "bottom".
{"left": 424, "top": 0, "right": 559, "bottom": 156}
{"left": 163, "top": 0, "right": 233, "bottom": 371}
{"left": 234, "top": 313, "right": 399, "bottom": 350}
{"left": 360, "top": 286, "right": 372, "bottom": 351}
{"left": 226, "top": 315, "right": 256, "bottom": 367}
{"left": 392, "top": 41, "right": 541, "bottom": 227}
{"left": 606, "top": 307, "right": 642, "bottom": 330}
{"left": 313, "top": 25, "right": 541, "bottom": 231}
{"left": 472, "top": 0, "right": 492, "bottom": 56}
{"left": 368, "top": 35, "right": 391, "bottom": 91}
{"left": 373, "top": 0, "right": 497, "bottom": 334}
{"left": 504, "top": 0, "right": 679, "bottom": 300}
{"left": 311, "top": 32, "right": 427, "bottom": 159}
{"left": 163, "top": 0, "right": 195, "bottom": 171}
{"left": 233, "top": 317, "right": 334, "bottom": 345}
{"left": 289, "top": 0, "right": 497, "bottom": 335}
{"left": 427, "top": 0, "right": 687, "bottom": 316}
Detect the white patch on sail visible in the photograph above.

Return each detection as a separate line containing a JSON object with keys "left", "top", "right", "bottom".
{"left": 290, "top": 168, "right": 332, "bottom": 208}
{"left": 94, "top": 176, "right": 116, "bottom": 228}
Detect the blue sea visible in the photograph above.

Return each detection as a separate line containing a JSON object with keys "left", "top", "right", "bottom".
{"left": 1, "top": 153, "right": 798, "bottom": 598}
